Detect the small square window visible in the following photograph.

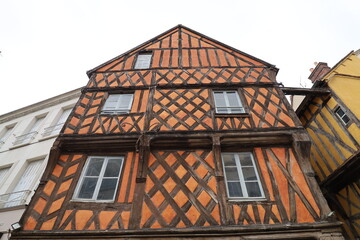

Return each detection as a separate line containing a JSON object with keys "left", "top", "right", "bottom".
{"left": 134, "top": 53, "right": 152, "bottom": 69}
{"left": 222, "top": 152, "right": 264, "bottom": 199}
{"left": 335, "top": 106, "right": 350, "bottom": 125}
{"left": 73, "top": 156, "right": 124, "bottom": 202}
{"left": 213, "top": 91, "right": 245, "bottom": 114}
{"left": 102, "top": 94, "right": 133, "bottom": 114}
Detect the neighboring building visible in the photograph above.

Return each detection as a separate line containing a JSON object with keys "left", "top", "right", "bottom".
{"left": 296, "top": 50, "right": 360, "bottom": 239}
{"left": 0, "top": 88, "right": 80, "bottom": 240}
{"left": 12, "top": 25, "right": 343, "bottom": 240}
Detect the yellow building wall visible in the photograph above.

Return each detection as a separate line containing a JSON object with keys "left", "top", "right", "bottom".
{"left": 300, "top": 96, "right": 359, "bottom": 182}
{"left": 300, "top": 52, "right": 360, "bottom": 239}
{"left": 326, "top": 53, "right": 360, "bottom": 77}
{"left": 329, "top": 76, "right": 360, "bottom": 119}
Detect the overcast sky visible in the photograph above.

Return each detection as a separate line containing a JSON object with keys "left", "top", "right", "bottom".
{"left": 0, "top": 0, "right": 359, "bottom": 115}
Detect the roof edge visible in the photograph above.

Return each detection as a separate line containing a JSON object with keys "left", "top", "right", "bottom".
{"left": 86, "top": 24, "right": 278, "bottom": 77}
{"left": 86, "top": 25, "right": 181, "bottom": 77}
{"left": 322, "top": 50, "right": 354, "bottom": 81}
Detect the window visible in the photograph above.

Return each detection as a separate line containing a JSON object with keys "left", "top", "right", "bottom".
{"left": 134, "top": 53, "right": 152, "bottom": 69}
{"left": 14, "top": 116, "right": 45, "bottom": 145}
{"left": 0, "top": 166, "right": 11, "bottom": 185}
{"left": 4, "top": 159, "right": 43, "bottom": 208}
{"left": 102, "top": 94, "right": 133, "bottom": 114}
{"left": 0, "top": 125, "right": 14, "bottom": 145}
{"left": 43, "top": 108, "right": 72, "bottom": 136}
{"left": 222, "top": 152, "right": 264, "bottom": 199}
{"left": 335, "top": 106, "right": 350, "bottom": 125}
{"left": 213, "top": 91, "right": 245, "bottom": 114}
{"left": 73, "top": 156, "right": 124, "bottom": 202}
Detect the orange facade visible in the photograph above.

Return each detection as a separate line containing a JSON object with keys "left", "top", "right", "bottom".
{"left": 14, "top": 25, "right": 343, "bottom": 240}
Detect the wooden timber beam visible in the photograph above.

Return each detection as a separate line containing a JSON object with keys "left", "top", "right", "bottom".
{"left": 320, "top": 151, "right": 360, "bottom": 193}
{"left": 281, "top": 87, "right": 330, "bottom": 96}
{"left": 57, "top": 129, "right": 301, "bottom": 152}
{"left": 10, "top": 221, "right": 343, "bottom": 239}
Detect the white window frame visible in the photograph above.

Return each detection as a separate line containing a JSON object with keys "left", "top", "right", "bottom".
{"left": 0, "top": 125, "right": 15, "bottom": 145}
{"left": 134, "top": 53, "right": 152, "bottom": 69}
{"left": 221, "top": 152, "right": 265, "bottom": 200}
{"left": 335, "top": 106, "right": 350, "bottom": 125}
{"left": 0, "top": 166, "right": 11, "bottom": 185}
{"left": 101, "top": 94, "right": 134, "bottom": 114}
{"left": 73, "top": 156, "right": 124, "bottom": 202}
{"left": 213, "top": 91, "right": 245, "bottom": 114}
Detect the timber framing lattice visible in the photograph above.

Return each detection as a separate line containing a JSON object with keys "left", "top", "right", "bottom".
{"left": 12, "top": 25, "right": 344, "bottom": 240}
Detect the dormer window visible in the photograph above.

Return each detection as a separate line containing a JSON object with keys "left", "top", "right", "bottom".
{"left": 134, "top": 53, "right": 152, "bottom": 69}
{"left": 102, "top": 94, "right": 133, "bottom": 114}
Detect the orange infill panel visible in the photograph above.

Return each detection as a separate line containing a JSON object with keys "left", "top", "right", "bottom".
{"left": 40, "top": 217, "right": 57, "bottom": 230}
{"left": 33, "top": 197, "right": 47, "bottom": 215}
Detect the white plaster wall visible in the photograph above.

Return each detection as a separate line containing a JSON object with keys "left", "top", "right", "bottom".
{"left": 0, "top": 88, "right": 80, "bottom": 235}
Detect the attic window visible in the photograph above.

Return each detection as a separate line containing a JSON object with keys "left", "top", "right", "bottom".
{"left": 335, "top": 106, "right": 350, "bottom": 125}
{"left": 134, "top": 53, "right": 152, "bottom": 69}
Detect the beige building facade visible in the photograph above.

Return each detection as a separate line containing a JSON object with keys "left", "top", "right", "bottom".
{"left": 0, "top": 88, "right": 80, "bottom": 240}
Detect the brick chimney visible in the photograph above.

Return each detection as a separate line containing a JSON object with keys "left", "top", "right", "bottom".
{"left": 308, "top": 62, "right": 331, "bottom": 83}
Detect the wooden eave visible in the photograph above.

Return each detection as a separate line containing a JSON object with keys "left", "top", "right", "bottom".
{"left": 86, "top": 24, "right": 278, "bottom": 77}
{"left": 321, "top": 50, "right": 354, "bottom": 82}
{"left": 11, "top": 221, "right": 343, "bottom": 239}
{"left": 320, "top": 150, "right": 360, "bottom": 193}
{"left": 58, "top": 128, "right": 302, "bottom": 153}
{"left": 295, "top": 80, "right": 329, "bottom": 117}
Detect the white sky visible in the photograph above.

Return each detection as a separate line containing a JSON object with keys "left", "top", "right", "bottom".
{"left": 0, "top": 0, "right": 359, "bottom": 115}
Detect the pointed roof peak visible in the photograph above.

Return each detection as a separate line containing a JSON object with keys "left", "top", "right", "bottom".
{"left": 87, "top": 25, "right": 277, "bottom": 77}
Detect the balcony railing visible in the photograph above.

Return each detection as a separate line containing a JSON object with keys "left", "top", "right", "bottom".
{"left": 42, "top": 123, "right": 63, "bottom": 137}
{"left": 0, "top": 190, "right": 32, "bottom": 208}
{"left": 13, "top": 131, "right": 38, "bottom": 145}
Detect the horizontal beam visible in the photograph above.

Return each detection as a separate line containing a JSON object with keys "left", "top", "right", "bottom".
{"left": 281, "top": 87, "right": 330, "bottom": 95}
{"left": 321, "top": 151, "right": 360, "bottom": 193}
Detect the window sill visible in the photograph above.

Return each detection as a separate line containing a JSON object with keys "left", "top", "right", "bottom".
{"left": 215, "top": 113, "right": 250, "bottom": 118}
{"left": 227, "top": 197, "right": 267, "bottom": 203}
{"left": 71, "top": 199, "right": 115, "bottom": 203}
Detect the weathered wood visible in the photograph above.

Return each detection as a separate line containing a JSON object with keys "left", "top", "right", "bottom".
{"left": 281, "top": 87, "right": 330, "bottom": 95}
{"left": 321, "top": 151, "right": 360, "bottom": 193}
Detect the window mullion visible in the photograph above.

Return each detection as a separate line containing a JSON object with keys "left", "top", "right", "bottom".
{"left": 92, "top": 157, "right": 108, "bottom": 200}
{"left": 235, "top": 154, "right": 248, "bottom": 198}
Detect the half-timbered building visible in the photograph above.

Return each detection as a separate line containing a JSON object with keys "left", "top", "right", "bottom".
{"left": 11, "top": 25, "right": 344, "bottom": 240}
{"left": 296, "top": 50, "right": 360, "bottom": 239}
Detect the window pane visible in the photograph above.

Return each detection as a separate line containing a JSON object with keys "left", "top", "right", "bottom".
{"left": 118, "top": 94, "right": 132, "bottom": 109}
{"left": 214, "top": 92, "right": 226, "bottom": 107}
{"left": 104, "top": 159, "right": 122, "bottom": 177}
{"left": 239, "top": 153, "right": 253, "bottom": 166}
{"left": 85, "top": 158, "right": 104, "bottom": 176}
{"left": 342, "top": 115, "right": 350, "bottom": 124}
{"left": 336, "top": 108, "right": 345, "bottom": 117}
{"left": 245, "top": 182, "right": 262, "bottom": 197}
{"left": 97, "top": 179, "right": 117, "bottom": 200}
{"left": 242, "top": 167, "right": 257, "bottom": 181}
{"left": 216, "top": 108, "right": 229, "bottom": 114}
{"left": 225, "top": 167, "right": 240, "bottom": 181}
{"left": 229, "top": 107, "right": 244, "bottom": 114}
{"left": 223, "top": 154, "right": 236, "bottom": 166}
{"left": 228, "top": 182, "right": 243, "bottom": 197}
{"left": 227, "top": 92, "right": 240, "bottom": 107}
{"left": 78, "top": 177, "right": 97, "bottom": 199}
{"left": 135, "top": 54, "right": 152, "bottom": 69}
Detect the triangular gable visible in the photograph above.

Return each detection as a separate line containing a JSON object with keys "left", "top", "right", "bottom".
{"left": 87, "top": 25, "right": 276, "bottom": 76}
